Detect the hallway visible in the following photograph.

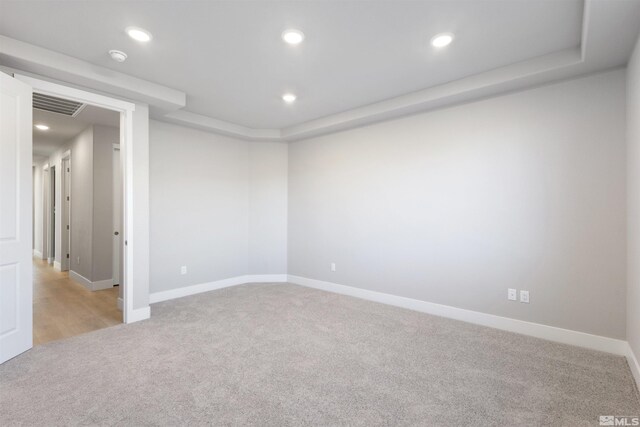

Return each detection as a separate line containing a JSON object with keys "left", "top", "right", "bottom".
{"left": 33, "top": 258, "right": 121, "bottom": 345}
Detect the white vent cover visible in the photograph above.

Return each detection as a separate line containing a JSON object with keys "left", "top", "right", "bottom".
{"left": 33, "top": 93, "right": 86, "bottom": 117}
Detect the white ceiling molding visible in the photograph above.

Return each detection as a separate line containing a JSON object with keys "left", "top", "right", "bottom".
{"left": 0, "top": 35, "right": 185, "bottom": 112}
{"left": 162, "top": 110, "right": 282, "bottom": 142}
{"left": 1, "top": 0, "right": 639, "bottom": 142}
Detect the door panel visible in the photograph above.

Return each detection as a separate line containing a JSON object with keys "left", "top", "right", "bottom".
{"left": 0, "top": 72, "right": 33, "bottom": 363}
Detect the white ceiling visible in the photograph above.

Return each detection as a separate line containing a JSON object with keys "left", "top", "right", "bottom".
{"left": 2, "top": 0, "right": 640, "bottom": 140}
{"left": 33, "top": 104, "right": 119, "bottom": 157}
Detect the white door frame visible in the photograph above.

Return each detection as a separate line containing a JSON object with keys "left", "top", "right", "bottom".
{"left": 112, "top": 143, "right": 121, "bottom": 287}
{"left": 41, "top": 162, "right": 50, "bottom": 262}
{"left": 60, "top": 151, "right": 71, "bottom": 272}
{"left": 16, "top": 74, "right": 138, "bottom": 323}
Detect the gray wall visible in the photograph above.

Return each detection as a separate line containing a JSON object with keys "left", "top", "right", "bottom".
{"left": 249, "top": 142, "right": 288, "bottom": 275}
{"left": 149, "top": 120, "right": 288, "bottom": 294}
{"left": 627, "top": 35, "right": 640, "bottom": 362}
{"left": 70, "top": 126, "right": 94, "bottom": 280}
{"left": 92, "top": 124, "right": 119, "bottom": 281}
{"left": 32, "top": 161, "right": 44, "bottom": 256}
{"left": 288, "top": 69, "right": 627, "bottom": 339}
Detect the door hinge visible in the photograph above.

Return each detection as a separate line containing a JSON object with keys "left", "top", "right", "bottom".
{"left": 67, "top": 196, "right": 70, "bottom": 201}
{"left": 67, "top": 168, "right": 69, "bottom": 172}
{"left": 66, "top": 253, "right": 69, "bottom": 258}
{"left": 66, "top": 225, "right": 69, "bottom": 230}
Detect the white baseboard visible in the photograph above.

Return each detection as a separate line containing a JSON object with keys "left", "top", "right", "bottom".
{"left": 149, "top": 274, "right": 288, "bottom": 304}
{"left": 117, "top": 297, "right": 123, "bottom": 311}
{"left": 626, "top": 343, "right": 640, "bottom": 391}
{"left": 33, "top": 249, "right": 43, "bottom": 259}
{"left": 126, "top": 306, "right": 150, "bottom": 323}
{"left": 69, "top": 270, "right": 115, "bottom": 291}
{"left": 53, "top": 261, "right": 61, "bottom": 271}
{"left": 287, "top": 275, "right": 629, "bottom": 356}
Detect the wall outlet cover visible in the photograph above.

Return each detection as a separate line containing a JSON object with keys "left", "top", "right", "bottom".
{"left": 508, "top": 288, "right": 517, "bottom": 301}
{"left": 520, "top": 290, "right": 530, "bottom": 303}
{"left": 180, "top": 266, "right": 187, "bottom": 275}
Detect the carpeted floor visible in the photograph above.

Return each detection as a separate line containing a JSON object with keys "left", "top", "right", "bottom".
{"left": 1, "top": 283, "right": 638, "bottom": 426}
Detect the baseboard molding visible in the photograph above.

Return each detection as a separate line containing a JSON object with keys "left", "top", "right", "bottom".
{"left": 117, "top": 297, "right": 123, "bottom": 311}
{"left": 149, "top": 274, "right": 288, "bottom": 304}
{"left": 53, "top": 261, "right": 61, "bottom": 271}
{"left": 69, "top": 270, "right": 115, "bottom": 292}
{"left": 47, "top": 257, "right": 54, "bottom": 265}
{"left": 33, "top": 249, "right": 43, "bottom": 259}
{"left": 287, "top": 275, "right": 628, "bottom": 356}
{"left": 126, "top": 306, "right": 150, "bottom": 323}
{"left": 626, "top": 343, "right": 640, "bottom": 391}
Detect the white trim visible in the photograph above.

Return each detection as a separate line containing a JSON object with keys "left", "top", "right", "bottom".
{"left": 69, "top": 270, "right": 91, "bottom": 288}
{"left": 32, "top": 249, "right": 42, "bottom": 258}
{"left": 16, "top": 73, "right": 141, "bottom": 325}
{"left": 127, "top": 306, "right": 150, "bottom": 323}
{"left": 287, "top": 275, "right": 628, "bottom": 356}
{"left": 117, "top": 297, "right": 123, "bottom": 311}
{"left": 53, "top": 261, "right": 61, "bottom": 271}
{"left": 69, "top": 270, "right": 115, "bottom": 292}
{"left": 626, "top": 343, "right": 640, "bottom": 391}
{"left": 149, "top": 274, "right": 288, "bottom": 304}
{"left": 15, "top": 73, "right": 135, "bottom": 113}
{"left": 47, "top": 257, "right": 53, "bottom": 265}
{"left": 91, "top": 279, "right": 115, "bottom": 291}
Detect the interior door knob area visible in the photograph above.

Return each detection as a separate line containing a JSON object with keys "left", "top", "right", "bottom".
{"left": 114, "top": 231, "right": 119, "bottom": 236}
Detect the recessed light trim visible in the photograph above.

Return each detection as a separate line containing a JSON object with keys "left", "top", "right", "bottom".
{"left": 109, "top": 49, "right": 128, "bottom": 63}
{"left": 282, "top": 29, "right": 304, "bottom": 45}
{"left": 126, "top": 26, "right": 152, "bottom": 42}
{"left": 35, "top": 124, "right": 49, "bottom": 131}
{"left": 430, "top": 32, "right": 455, "bottom": 48}
{"left": 282, "top": 93, "right": 297, "bottom": 103}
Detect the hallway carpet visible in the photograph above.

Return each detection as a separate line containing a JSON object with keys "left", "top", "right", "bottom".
{"left": 1, "top": 283, "right": 638, "bottom": 426}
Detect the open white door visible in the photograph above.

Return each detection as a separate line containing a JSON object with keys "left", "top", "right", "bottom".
{"left": 112, "top": 145, "right": 121, "bottom": 286}
{"left": 0, "top": 72, "right": 33, "bottom": 363}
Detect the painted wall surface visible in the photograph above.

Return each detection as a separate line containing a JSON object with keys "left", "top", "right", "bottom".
{"left": 32, "top": 161, "right": 44, "bottom": 256}
{"left": 92, "top": 124, "right": 118, "bottom": 281}
{"left": 149, "top": 120, "right": 289, "bottom": 294}
{"left": 627, "top": 35, "right": 640, "bottom": 365}
{"left": 288, "top": 69, "right": 627, "bottom": 339}
{"left": 150, "top": 120, "right": 249, "bottom": 292}
{"left": 248, "top": 142, "right": 288, "bottom": 275}
{"left": 131, "top": 104, "right": 150, "bottom": 309}
{"left": 69, "top": 126, "right": 94, "bottom": 280}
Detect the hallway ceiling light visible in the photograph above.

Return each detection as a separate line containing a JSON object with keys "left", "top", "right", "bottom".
{"left": 126, "top": 27, "right": 152, "bottom": 42}
{"left": 430, "top": 32, "right": 455, "bottom": 48}
{"left": 34, "top": 124, "right": 49, "bottom": 131}
{"left": 282, "top": 29, "right": 304, "bottom": 45}
{"left": 282, "top": 93, "right": 297, "bottom": 103}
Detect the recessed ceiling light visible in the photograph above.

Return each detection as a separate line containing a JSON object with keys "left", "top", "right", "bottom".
{"left": 35, "top": 124, "right": 49, "bottom": 131}
{"left": 282, "top": 29, "right": 304, "bottom": 45}
{"left": 282, "top": 93, "right": 297, "bottom": 103}
{"left": 126, "top": 27, "right": 152, "bottom": 42}
{"left": 109, "top": 49, "right": 128, "bottom": 63}
{"left": 430, "top": 32, "right": 454, "bottom": 48}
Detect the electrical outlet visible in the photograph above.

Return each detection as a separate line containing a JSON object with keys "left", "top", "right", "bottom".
{"left": 520, "top": 290, "right": 529, "bottom": 303}
{"left": 507, "top": 288, "right": 517, "bottom": 301}
{"left": 331, "top": 263, "right": 336, "bottom": 272}
{"left": 180, "top": 266, "right": 187, "bottom": 275}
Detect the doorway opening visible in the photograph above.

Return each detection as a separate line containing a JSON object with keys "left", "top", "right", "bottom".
{"left": 31, "top": 94, "right": 124, "bottom": 345}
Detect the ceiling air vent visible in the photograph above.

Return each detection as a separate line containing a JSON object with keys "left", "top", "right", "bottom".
{"left": 33, "top": 93, "right": 86, "bottom": 117}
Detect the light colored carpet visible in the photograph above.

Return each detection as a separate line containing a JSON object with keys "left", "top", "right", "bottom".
{"left": 1, "top": 283, "right": 638, "bottom": 426}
